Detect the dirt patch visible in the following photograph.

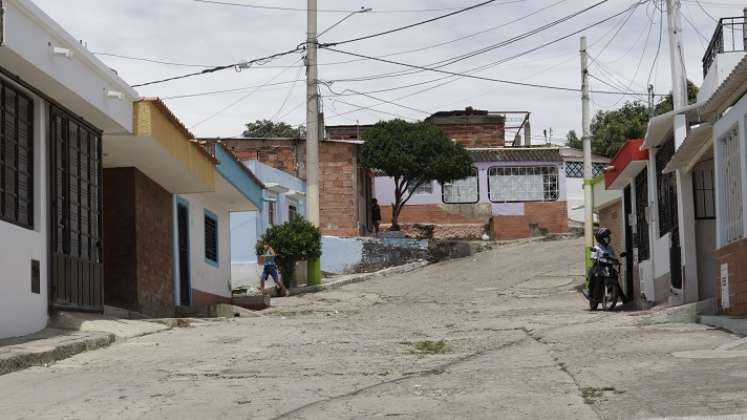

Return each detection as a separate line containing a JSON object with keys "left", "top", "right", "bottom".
{"left": 411, "top": 340, "right": 449, "bottom": 355}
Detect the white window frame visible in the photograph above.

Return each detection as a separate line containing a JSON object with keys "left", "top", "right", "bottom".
{"left": 407, "top": 181, "right": 433, "bottom": 195}
{"left": 441, "top": 168, "right": 479, "bottom": 204}
{"left": 487, "top": 165, "right": 560, "bottom": 203}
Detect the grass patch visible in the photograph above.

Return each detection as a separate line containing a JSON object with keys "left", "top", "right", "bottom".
{"left": 412, "top": 340, "right": 449, "bottom": 355}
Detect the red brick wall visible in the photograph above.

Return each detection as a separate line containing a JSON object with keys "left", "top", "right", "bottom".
{"left": 491, "top": 201, "right": 569, "bottom": 240}
{"left": 320, "top": 142, "right": 360, "bottom": 236}
{"left": 204, "top": 138, "right": 303, "bottom": 177}
{"left": 715, "top": 239, "right": 747, "bottom": 315}
{"left": 434, "top": 123, "right": 505, "bottom": 147}
{"left": 103, "top": 167, "right": 175, "bottom": 317}
{"left": 380, "top": 204, "right": 487, "bottom": 225}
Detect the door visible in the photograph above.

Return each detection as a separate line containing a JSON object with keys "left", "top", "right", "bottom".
{"left": 177, "top": 201, "right": 191, "bottom": 306}
{"left": 623, "top": 186, "right": 634, "bottom": 301}
{"left": 49, "top": 106, "right": 103, "bottom": 311}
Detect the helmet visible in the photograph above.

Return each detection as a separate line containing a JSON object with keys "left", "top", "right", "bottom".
{"left": 595, "top": 227, "right": 611, "bottom": 245}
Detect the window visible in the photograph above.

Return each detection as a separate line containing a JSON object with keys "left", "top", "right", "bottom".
{"left": 204, "top": 210, "right": 218, "bottom": 266}
{"left": 565, "top": 161, "right": 606, "bottom": 178}
{"left": 408, "top": 181, "right": 433, "bottom": 195}
{"left": 656, "top": 138, "right": 678, "bottom": 236}
{"left": 634, "top": 170, "right": 650, "bottom": 261}
{"left": 693, "top": 161, "right": 715, "bottom": 220}
{"left": 488, "top": 166, "right": 559, "bottom": 203}
{"left": 288, "top": 203, "right": 298, "bottom": 220}
{"left": 0, "top": 80, "right": 34, "bottom": 229}
{"left": 268, "top": 200, "right": 276, "bottom": 225}
{"left": 442, "top": 168, "right": 479, "bottom": 204}
{"left": 718, "top": 127, "right": 743, "bottom": 245}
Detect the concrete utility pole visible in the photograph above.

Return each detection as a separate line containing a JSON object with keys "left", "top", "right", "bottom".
{"left": 306, "top": 0, "right": 322, "bottom": 285}
{"left": 666, "top": 0, "right": 697, "bottom": 303}
{"left": 306, "top": 0, "right": 320, "bottom": 227}
{"left": 580, "top": 36, "right": 594, "bottom": 269}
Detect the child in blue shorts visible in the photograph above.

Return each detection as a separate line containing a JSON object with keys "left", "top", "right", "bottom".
{"left": 259, "top": 242, "right": 289, "bottom": 297}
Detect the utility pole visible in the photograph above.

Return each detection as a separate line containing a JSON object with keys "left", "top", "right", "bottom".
{"left": 580, "top": 36, "right": 594, "bottom": 270}
{"left": 306, "top": 0, "right": 322, "bottom": 285}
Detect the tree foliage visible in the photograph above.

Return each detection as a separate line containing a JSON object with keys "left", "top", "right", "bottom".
{"left": 567, "top": 81, "right": 700, "bottom": 158}
{"left": 360, "top": 119, "right": 474, "bottom": 229}
{"left": 243, "top": 119, "right": 300, "bottom": 138}
{"left": 259, "top": 216, "right": 321, "bottom": 287}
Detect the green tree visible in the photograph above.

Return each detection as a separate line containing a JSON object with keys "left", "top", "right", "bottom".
{"left": 572, "top": 80, "right": 700, "bottom": 158}
{"left": 566, "top": 130, "right": 583, "bottom": 150}
{"left": 259, "top": 216, "right": 321, "bottom": 288}
{"left": 243, "top": 119, "right": 300, "bottom": 138}
{"left": 360, "top": 119, "right": 474, "bottom": 230}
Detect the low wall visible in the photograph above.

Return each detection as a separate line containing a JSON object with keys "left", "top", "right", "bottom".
{"left": 715, "top": 238, "right": 747, "bottom": 316}
{"left": 322, "top": 235, "right": 429, "bottom": 274}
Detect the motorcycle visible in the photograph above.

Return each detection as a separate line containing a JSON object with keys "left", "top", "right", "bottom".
{"left": 587, "top": 249, "right": 626, "bottom": 311}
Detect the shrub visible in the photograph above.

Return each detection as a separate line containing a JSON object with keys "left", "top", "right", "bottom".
{"left": 259, "top": 216, "right": 322, "bottom": 287}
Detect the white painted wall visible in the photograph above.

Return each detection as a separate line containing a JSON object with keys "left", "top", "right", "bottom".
{"left": 175, "top": 193, "right": 232, "bottom": 301}
{"left": 2, "top": 0, "right": 136, "bottom": 133}
{"left": 566, "top": 177, "right": 585, "bottom": 223}
{"left": 698, "top": 52, "right": 746, "bottom": 104}
{"left": 0, "top": 84, "right": 48, "bottom": 339}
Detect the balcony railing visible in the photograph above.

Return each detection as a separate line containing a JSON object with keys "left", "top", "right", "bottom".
{"left": 703, "top": 16, "right": 747, "bottom": 77}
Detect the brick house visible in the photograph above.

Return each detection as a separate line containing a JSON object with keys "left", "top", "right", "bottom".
{"left": 202, "top": 137, "right": 373, "bottom": 237}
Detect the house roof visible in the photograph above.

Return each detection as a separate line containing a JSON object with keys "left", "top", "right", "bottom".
{"left": 703, "top": 54, "right": 747, "bottom": 118}
{"left": 200, "top": 141, "right": 265, "bottom": 190}
{"left": 558, "top": 147, "right": 610, "bottom": 163}
{"left": 467, "top": 147, "right": 563, "bottom": 163}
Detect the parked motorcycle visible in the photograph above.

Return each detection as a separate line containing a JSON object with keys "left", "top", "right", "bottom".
{"left": 588, "top": 249, "right": 626, "bottom": 311}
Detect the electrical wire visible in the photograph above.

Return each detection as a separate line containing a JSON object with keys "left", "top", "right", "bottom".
{"left": 647, "top": 0, "right": 665, "bottom": 88}
{"left": 192, "top": 0, "right": 528, "bottom": 14}
{"left": 270, "top": 66, "right": 305, "bottom": 120}
{"left": 131, "top": 46, "right": 303, "bottom": 88}
{"left": 319, "top": 0, "right": 500, "bottom": 48}
{"left": 161, "top": 79, "right": 305, "bottom": 100}
{"left": 189, "top": 58, "right": 303, "bottom": 129}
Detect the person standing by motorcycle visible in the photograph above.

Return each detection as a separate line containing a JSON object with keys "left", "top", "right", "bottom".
{"left": 587, "top": 227, "right": 627, "bottom": 309}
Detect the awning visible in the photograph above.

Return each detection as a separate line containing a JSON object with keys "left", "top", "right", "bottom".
{"left": 663, "top": 123, "right": 714, "bottom": 174}
{"left": 642, "top": 102, "right": 705, "bottom": 150}
{"left": 265, "top": 183, "right": 291, "bottom": 194}
{"left": 605, "top": 139, "right": 649, "bottom": 190}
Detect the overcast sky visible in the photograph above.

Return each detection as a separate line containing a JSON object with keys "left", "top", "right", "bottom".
{"left": 33, "top": 0, "right": 747, "bottom": 143}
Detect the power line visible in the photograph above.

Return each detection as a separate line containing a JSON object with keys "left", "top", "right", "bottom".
{"left": 328, "top": 0, "right": 617, "bottom": 84}
{"left": 323, "top": 46, "right": 666, "bottom": 96}
{"left": 192, "top": 0, "right": 527, "bottom": 14}
{"left": 161, "top": 79, "right": 304, "bottom": 100}
{"left": 131, "top": 46, "right": 303, "bottom": 88}
{"left": 693, "top": 0, "right": 719, "bottom": 22}
{"left": 270, "top": 66, "right": 305, "bottom": 121}
{"left": 647, "top": 0, "right": 665, "bottom": 87}
{"left": 319, "top": 0, "right": 501, "bottom": 48}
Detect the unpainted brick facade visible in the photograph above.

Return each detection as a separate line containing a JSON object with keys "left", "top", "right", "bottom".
{"left": 490, "top": 202, "right": 569, "bottom": 241}
{"left": 715, "top": 238, "right": 747, "bottom": 315}
{"left": 103, "top": 167, "right": 175, "bottom": 317}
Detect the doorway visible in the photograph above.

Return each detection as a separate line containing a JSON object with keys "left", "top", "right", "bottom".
{"left": 176, "top": 200, "right": 191, "bottom": 306}
{"left": 623, "top": 186, "right": 634, "bottom": 301}
{"left": 48, "top": 105, "right": 103, "bottom": 312}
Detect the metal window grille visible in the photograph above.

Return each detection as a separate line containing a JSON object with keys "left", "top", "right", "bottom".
{"left": 718, "top": 127, "right": 743, "bottom": 245}
{"left": 656, "top": 138, "right": 678, "bottom": 236}
{"left": 488, "top": 166, "right": 559, "bottom": 203}
{"left": 268, "top": 201, "right": 276, "bottom": 225}
{"left": 442, "top": 168, "right": 479, "bottom": 204}
{"left": 408, "top": 181, "right": 433, "bottom": 195}
{"left": 204, "top": 213, "right": 218, "bottom": 263}
{"left": 289, "top": 204, "right": 298, "bottom": 220}
{"left": 634, "top": 170, "right": 650, "bottom": 261}
{"left": 693, "top": 162, "right": 716, "bottom": 220}
{"left": 0, "top": 80, "right": 34, "bottom": 229}
{"left": 565, "top": 161, "right": 605, "bottom": 178}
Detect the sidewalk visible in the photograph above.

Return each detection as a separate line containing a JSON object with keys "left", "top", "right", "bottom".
{"left": 290, "top": 260, "right": 429, "bottom": 296}
{"left": 0, "top": 313, "right": 172, "bottom": 376}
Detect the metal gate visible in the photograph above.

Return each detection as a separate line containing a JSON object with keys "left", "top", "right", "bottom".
{"left": 49, "top": 105, "right": 104, "bottom": 311}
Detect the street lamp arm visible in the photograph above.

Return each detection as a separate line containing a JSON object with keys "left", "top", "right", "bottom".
{"left": 318, "top": 7, "right": 372, "bottom": 38}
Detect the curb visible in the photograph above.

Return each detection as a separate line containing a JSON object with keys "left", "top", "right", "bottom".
{"left": 289, "top": 261, "right": 429, "bottom": 297}
{"left": 0, "top": 332, "right": 115, "bottom": 376}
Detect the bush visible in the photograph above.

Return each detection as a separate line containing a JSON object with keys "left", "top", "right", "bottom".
{"left": 259, "top": 216, "right": 322, "bottom": 288}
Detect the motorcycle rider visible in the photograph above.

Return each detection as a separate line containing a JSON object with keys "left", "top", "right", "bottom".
{"left": 587, "top": 227, "right": 626, "bottom": 302}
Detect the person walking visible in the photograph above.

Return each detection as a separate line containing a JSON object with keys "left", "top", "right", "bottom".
{"left": 258, "top": 242, "right": 289, "bottom": 297}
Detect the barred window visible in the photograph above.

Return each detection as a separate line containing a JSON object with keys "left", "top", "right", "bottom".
{"left": 717, "top": 127, "right": 743, "bottom": 245}
{"left": 565, "top": 161, "right": 606, "bottom": 178}
{"left": 634, "top": 170, "right": 650, "bottom": 261}
{"left": 693, "top": 161, "right": 715, "bottom": 220}
{"left": 656, "top": 138, "right": 678, "bottom": 236}
{"left": 442, "top": 168, "right": 479, "bottom": 204}
{"left": 0, "top": 81, "right": 34, "bottom": 229}
{"left": 204, "top": 210, "right": 219, "bottom": 266}
{"left": 488, "top": 166, "right": 559, "bottom": 203}
{"left": 408, "top": 181, "right": 433, "bottom": 195}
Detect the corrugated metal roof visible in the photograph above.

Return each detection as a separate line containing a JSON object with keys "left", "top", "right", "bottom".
{"left": 468, "top": 148, "right": 563, "bottom": 163}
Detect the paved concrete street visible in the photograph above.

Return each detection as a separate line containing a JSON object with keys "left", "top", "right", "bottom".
{"left": 3, "top": 238, "right": 747, "bottom": 419}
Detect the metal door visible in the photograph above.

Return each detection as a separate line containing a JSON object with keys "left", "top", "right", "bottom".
{"left": 177, "top": 202, "right": 191, "bottom": 306}
{"left": 49, "top": 106, "right": 103, "bottom": 311}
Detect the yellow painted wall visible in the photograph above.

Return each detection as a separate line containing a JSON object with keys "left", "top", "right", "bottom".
{"left": 133, "top": 101, "right": 215, "bottom": 189}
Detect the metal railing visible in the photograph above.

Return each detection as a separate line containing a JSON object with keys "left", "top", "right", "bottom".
{"left": 703, "top": 16, "right": 747, "bottom": 78}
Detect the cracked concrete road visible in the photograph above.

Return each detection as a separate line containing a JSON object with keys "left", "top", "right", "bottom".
{"left": 3, "top": 238, "right": 747, "bottom": 419}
